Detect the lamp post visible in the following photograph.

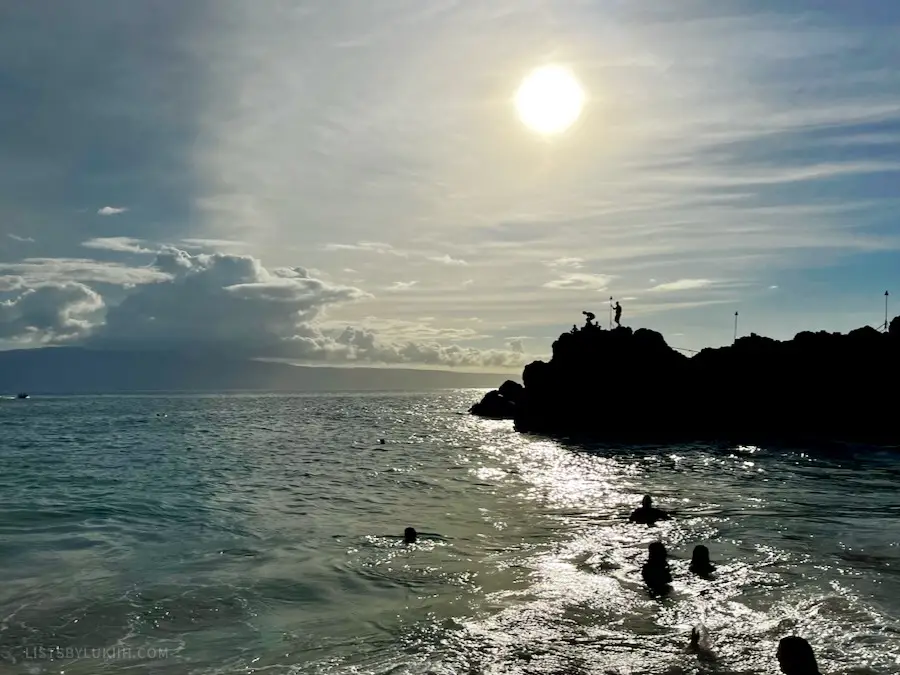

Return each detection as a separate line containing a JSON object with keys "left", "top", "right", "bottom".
{"left": 609, "top": 296, "right": 613, "bottom": 330}
{"left": 734, "top": 311, "right": 739, "bottom": 343}
{"left": 885, "top": 290, "right": 890, "bottom": 332}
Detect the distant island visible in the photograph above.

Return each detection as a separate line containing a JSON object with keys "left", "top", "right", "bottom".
{"left": 0, "top": 347, "right": 503, "bottom": 394}
{"left": 470, "top": 314, "right": 900, "bottom": 446}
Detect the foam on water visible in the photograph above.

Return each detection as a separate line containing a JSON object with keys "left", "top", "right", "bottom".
{"left": 1, "top": 393, "right": 899, "bottom": 674}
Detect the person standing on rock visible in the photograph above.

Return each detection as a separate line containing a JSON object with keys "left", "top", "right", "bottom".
{"left": 614, "top": 301, "right": 622, "bottom": 327}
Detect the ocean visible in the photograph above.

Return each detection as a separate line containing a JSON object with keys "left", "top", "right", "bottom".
{"left": 1, "top": 392, "right": 898, "bottom": 674}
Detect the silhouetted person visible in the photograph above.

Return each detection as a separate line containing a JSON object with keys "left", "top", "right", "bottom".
{"left": 403, "top": 527, "right": 417, "bottom": 544}
{"left": 689, "top": 545, "right": 716, "bottom": 578}
{"left": 582, "top": 310, "right": 596, "bottom": 328}
{"left": 629, "top": 495, "right": 673, "bottom": 526}
{"left": 642, "top": 541, "right": 672, "bottom": 596}
{"left": 614, "top": 301, "right": 622, "bottom": 327}
{"left": 776, "top": 637, "right": 820, "bottom": 675}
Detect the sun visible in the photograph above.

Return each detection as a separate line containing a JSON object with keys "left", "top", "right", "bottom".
{"left": 514, "top": 66, "right": 585, "bottom": 136}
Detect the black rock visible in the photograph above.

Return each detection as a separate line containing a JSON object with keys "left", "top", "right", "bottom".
{"left": 470, "top": 318, "right": 900, "bottom": 445}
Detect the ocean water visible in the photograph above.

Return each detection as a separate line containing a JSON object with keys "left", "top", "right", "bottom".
{"left": 1, "top": 392, "right": 899, "bottom": 675}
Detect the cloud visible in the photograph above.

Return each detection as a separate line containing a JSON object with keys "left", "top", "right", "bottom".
{"left": 648, "top": 278, "right": 715, "bottom": 292}
{"left": 543, "top": 273, "right": 614, "bottom": 292}
{"left": 386, "top": 280, "right": 418, "bottom": 292}
{"left": 8, "top": 234, "right": 35, "bottom": 243}
{"left": 0, "top": 282, "right": 104, "bottom": 344}
{"left": 545, "top": 257, "right": 584, "bottom": 269}
{"left": 180, "top": 238, "right": 247, "bottom": 249}
{"left": 97, "top": 206, "right": 128, "bottom": 216}
{"left": 82, "top": 237, "right": 154, "bottom": 254}
{"left": 427, "top": 254, "right": 468, "bottom": 266}
{"left": 326, "top": 243, "right": 468, "bottom": 267}
{"left": 323, "top": 242, "right": 406, "bottom": 256}
{"left": 0, "top": 246, "right": 522, "bottom": 369}
{"left": 0, "top": 258, "right": 171, "bottom": 287}
{"left": 87, "top": 248, "right": 367, "bottom": 349}
{"left": 316, "top": 326, "right": 524, "bottom": 369}
{"left": 0, "top": 276, "right": 25, "bottom": 292}
{"left": 336, "top": 316, "right": 490, "bottom": 343}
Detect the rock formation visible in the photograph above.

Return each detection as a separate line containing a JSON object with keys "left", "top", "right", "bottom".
{"left": 469, "top": 379, "right": 523, "bottom": 418}
{"left": 470, "top": 319, "right": 900, "bottom": 445}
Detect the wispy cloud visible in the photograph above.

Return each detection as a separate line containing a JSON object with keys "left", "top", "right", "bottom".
{"left": 8, "top": 234, "right": 35, "bottom": 243}
{"left": 0, "top": 258, "right": 170, "bottom": 287}
{"left": 82, "top": 237, "right": 153, "bottom": 254}
{"left": 428, "top": 254, "right": 468, "bottom": 266}
{"left": 545, "top": 257, "right": 584, "bottom": 269}
{"left": 324, "top": 242, "right": 406, "bottom": 256}
{"left": 180, "top": 238, "right": 247, "bottom": 249}
{"left": 97, "top": 206, "right": 128, "bottom": 216}
{"left": 648, "top": 279, "right": 715, "bottom": 292}
{"left": 386, "top": 280, "right": 418, "bottom": 292}
{"left": 544, "top": 273, "right": 614, "bottom": 292}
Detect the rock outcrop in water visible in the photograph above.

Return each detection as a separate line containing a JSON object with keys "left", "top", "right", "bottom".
{"left": 469, "top": 379, "right": 524, "bottom": 418}
{"left": 470, "top": 316, "right": 900, "bottom": 445}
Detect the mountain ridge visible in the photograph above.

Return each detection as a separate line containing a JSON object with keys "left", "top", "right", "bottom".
{"left": 0, "top": 347, "right": 504, "bottom": 393}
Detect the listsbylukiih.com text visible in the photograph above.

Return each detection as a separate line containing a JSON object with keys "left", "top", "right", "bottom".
{"left": 4, "top": 646, "right": 170, "bottom": 662}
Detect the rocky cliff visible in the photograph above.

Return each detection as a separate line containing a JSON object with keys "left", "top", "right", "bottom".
{"left": 470, "top": 316, "right": 900, "bottom": 445}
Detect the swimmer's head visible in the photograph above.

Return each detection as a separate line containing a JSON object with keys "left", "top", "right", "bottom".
{"left": 642, "top": 495, "right": 652, "bottom": 508}
{"left": 691, "top": 545, "right": 711, "bottom": 566}
{"left": 403, "top": 527, "right": 417, "bottom": 544}
{"left": 648, "top": 541, "right": 667, "bottom": 562}
{"left": 777, "top": 636, "right": 819, "bottom": 675}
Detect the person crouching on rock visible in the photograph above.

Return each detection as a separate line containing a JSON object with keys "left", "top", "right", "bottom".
{"left": 642, "top": 541, "right": 673, "bottom": 596}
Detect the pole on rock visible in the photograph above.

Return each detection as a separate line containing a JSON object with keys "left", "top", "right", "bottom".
{"left": 609, "top": 296, "right": 613, "bottom": 330}
{"left": 885, "top": 290, "right": 890, "bottom": 332}
{"left": 734, "top": 311, "right": 739, "bottom": 343}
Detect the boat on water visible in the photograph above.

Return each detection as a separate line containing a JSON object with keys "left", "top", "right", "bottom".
{"left": 16, "top": 393, "right": 29, "bottom": 399}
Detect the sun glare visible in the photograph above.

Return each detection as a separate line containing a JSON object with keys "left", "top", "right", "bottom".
{"left": 514, "top": 66, "right": 585, "bottom": 136}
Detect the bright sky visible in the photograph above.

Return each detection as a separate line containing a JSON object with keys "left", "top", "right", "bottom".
{"left": 1, "top": 1, "right": 899, "bottom": 371}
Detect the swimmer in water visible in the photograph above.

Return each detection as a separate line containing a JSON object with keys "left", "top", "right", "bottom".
{"left": 629, "top": 495, "right": 674, "bottom": 526}
{"left": 641, "top": 541, "right": 673, "bottom": 596}
{"left": 687, "top": 623, "right": 716, "bottom": 662}
{"left": 403, "top": 527, "right": 417, "bottom": 544}
{"left": 776, "top": 636, "right": 821, "bottom": 675}
{"left": 689, "top": 544, "right": 716, "bottom": 578}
